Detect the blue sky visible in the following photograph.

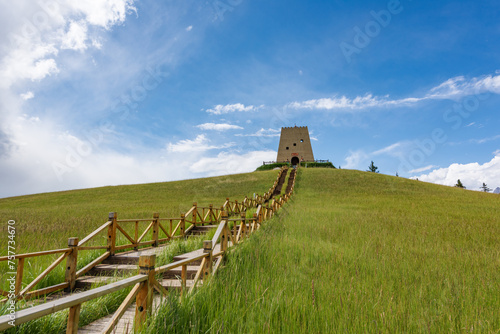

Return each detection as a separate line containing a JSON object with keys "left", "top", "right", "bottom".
{"left": 1, "top": 0, "right": 500, "bottom": 198}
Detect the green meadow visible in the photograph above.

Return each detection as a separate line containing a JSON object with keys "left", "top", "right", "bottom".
{"left": 1, "top": 168, "right": 499, "bottom": 333}
{"left": 0, "top": 171, "right": 277, "bottom": 302}
{"left": 147, "top": 168, "right": 500, "bottom": 333}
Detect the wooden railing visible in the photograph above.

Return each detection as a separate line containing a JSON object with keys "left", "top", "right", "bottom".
{"left": 0, "top": 167, "right": 290, "bottom": 304}
{"left": 0, "top": 166, "right": 297, "bottom": 332}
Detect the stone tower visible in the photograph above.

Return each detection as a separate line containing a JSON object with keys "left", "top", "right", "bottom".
{"left": 276, "top": 126, "right": 314, "bottom": 165}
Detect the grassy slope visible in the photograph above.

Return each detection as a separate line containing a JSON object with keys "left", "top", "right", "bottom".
{"left": 0, "top": 171, "right": 277, "bottom": 254}
{"left": 0, "top": 171, "right": 277, "bottom": 293}
{"left": 147, "top": 169, "right": 500, "bottom": 333}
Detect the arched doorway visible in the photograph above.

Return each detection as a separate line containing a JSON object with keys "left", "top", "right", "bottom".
{"left": 291, "top": 156, "right": 299, "bottom": 166}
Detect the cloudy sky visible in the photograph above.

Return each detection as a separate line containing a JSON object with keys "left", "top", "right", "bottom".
{"left": 1, "top": 0, "right": 500, "bottom": 198}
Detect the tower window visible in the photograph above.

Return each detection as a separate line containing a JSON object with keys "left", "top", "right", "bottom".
{"left": 293, "top": 143, "right": 296, "bottom": 146}
{"left": 286, "top": 147, "right": 289, "bottom": 150}
{"left": 300, "top": 139, "right": 304, "bottom": 142}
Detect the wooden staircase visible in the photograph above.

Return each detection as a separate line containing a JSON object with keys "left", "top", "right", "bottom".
{"left": 75, "top": 225, "right": 218, "bottom": 291}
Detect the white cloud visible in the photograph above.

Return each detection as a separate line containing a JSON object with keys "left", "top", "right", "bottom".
{"left": 20, "top": 91, "right": 34, "bottom": 100}
{"left": 372, "top": 142, "right": 403, "bottom": 156}
{"left": 196, "top": 123, "right": 243, "bottom": 131}
{"left": 235, "top": 128, "right": 280, "bottom": 137}
{"left": 61, "top": 20, "right": 88, "bottom": 51}
{"left": 426, "top": 74, "right": 500, "bottom": 99}
{"left": 408, "top": 165, "right": 438, "bottom": 174}
{"left": 0, "top": 0, "right": 137, "bottom": 89}
{"left": 186, "top": 25, "right": 193, "bottom": 31}
{"left": 286, "top": 72, "right": 500, "bottom": 112}
{"left": 205, "top": 103, "right": 261, "bottom": 115}
{"left": 470, "top": 135, "right": 500, "bottom": 144}
{"left": 413, "top": 154, "right": 500, "bottom": 191}
{"left": 189, "top": 150, "right": 276, "bottom": 175}
{"left": 167, "top": 134, "right": 234, "bottom": 153}
{"left": 344, "top": 150, "right": 368, "bottom": 169}
{"left": 287, "top": 94, "right": 425, "bottom": 111}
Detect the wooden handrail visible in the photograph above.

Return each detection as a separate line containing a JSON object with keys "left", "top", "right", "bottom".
{"left": 0, "top": 248, "right": 71, "bottom": 262}
{"left": 211, "top": 221, "right": 227, "bottom": 251}
{"left": 155, "top": 253, "right": 207, "bottom": 275}
{"left": 79, "top": 221, "right": 112, "bottom": 247}
{"left": 0, "top": 275, "right": 147, "bottom": 331}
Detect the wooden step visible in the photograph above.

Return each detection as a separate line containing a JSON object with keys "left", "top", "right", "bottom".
{"left": 89, "top": 264, "right": 138, "bottom": 276}
{"left": 75, "top": 276, "right": 116, "bottom": 289}
{"left": 160, "top": 279, "right": 199, "bottom": 290}
{"left": 162, "top": 265, "right": 199, "bottom": 279}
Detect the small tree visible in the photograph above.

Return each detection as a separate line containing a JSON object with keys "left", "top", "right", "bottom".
{"left": 367, "top": 161, "right": 379, "bottom": 173}
{"left": 480, "top": 182, "right": 491, "bottom": 192}
{"left": 455, "top": 179, "right": 465, "bottom": 189}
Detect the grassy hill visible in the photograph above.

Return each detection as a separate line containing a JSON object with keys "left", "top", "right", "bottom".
{"left": 0, "top": 171, "right": 278, "bottom": 255}
{"left": 1, "top": 168, "right": 499, "bottom": 333}
{"left": 147, "top": 168, "right": 500, "bottom": 333}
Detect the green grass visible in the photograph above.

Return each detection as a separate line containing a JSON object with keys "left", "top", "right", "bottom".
{"left": 256, "top": 163, "right": 290, "bottom": 171}
{"left": 0, "top": 171, "right": 277, "bottom": 291}
{"left": 146, "top": 168, "right": 500, "bottom": 333}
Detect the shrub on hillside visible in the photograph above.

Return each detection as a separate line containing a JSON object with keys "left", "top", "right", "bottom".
{"left": 255, "top": 163, "right": 290, "bottom": 171}
{"left": 302, "top": 162, "right": 336, "bottom": 169}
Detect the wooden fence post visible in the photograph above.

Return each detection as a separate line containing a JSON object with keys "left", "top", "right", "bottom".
{"left": 192, "top": 202, "right": 198, "bottom": 226}
{"left": 15, "top": 258, "right": 24, "bottom": 296}
{"left": 181, "top": 264, "right": 187, "bottom": 296}
{"left": 221, "top": 212, "right": 228, "bottom": 252}
{"left": 180, "top": 214, "right": 185, "bottom": 237}
{"left": 66, "top": 303, "right": 81, "bottom": 334}
{"left": 152, "top": 213, "right": 159, "bottom": 247}
{"left": 107, "top": 212, "right": 117, "bottom": 256}
{"left": 202, "top": 241, "right": 213, "bottom": 279}
{"left": 240, "top": 212, "right": 247, "bottom": 238}
{"left": 135, "top": 255, "right": 155, "bottom": 332}
{"left": 209, "top": 204, "right": 214, "bottom": 223}
{"left": 253, "top": 213, "right": 258, "bottom": 231}
{"left": 65, "top": 237, "right": 79, "bottom": 292}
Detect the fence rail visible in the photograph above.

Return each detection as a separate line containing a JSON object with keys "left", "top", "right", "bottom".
{"left": 0, "top": 166, "right": 296, "bottom": 333}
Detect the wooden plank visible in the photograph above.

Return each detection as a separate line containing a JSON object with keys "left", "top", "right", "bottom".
{"left": 189, "top": 257, "right": 206, "bottom": 294}
{"left": 152, "top": 279, "right": 169, "bottom": 297}
{"left": 77, "top": 246, "right": 108, "bottom": 250}
{"left": 78, "top": 221, "right": 111, "bottom": 247}
{"left": 15, "top": 258, "right": 24, "bottom": 295}
{"left": 102, "top": 282, "right": 141, "bottom": 334}
{"left": 65, "top": 238, "right": 78, "bottom": 292}
{"left": 155, "top": 253, "right": 207, "bottom": 274}
{"left": 212, "top": 256, "right": 224, "bottom": 276}
{"left": 0, "top": 248, "right": 70, "bottom": 262}
{"left": 23, "top": 282, "right": 69, "bottom": 300}
{"left": 116, "top": 218, "right": 152, "bottom": 222}
{"left": 158, "top": 222, "right": 171, "bottom": 239}
{"left": 210, "top": 221, "right": 226, "bottom": 251}
{"left": 0, "top": 275, "right": 147, "bottom": 331}
{"left": 184, "top": 206, "right": 196, "bottom": 218}
{"left": 20, "top": 252, "right": 68, "bottom": 296}
{"left": 135, "top": 256, "right": 155, "bottom": 332}
{"left": 66, "top": 303, "right": 81, "bottom": 334}
{"left": 76, "top": 252, "right": 110, "bottom": 278}
{"left": 116, "top": 223, "right": 136, "bottom": 245}
{"left": 137, "top": 221, "right": 154, "bottom": 243}
{"left": 170, "top": 220, "right": 181, "bottom": 237}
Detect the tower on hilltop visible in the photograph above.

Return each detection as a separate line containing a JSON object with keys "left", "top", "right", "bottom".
{"left": 276, "top": 126, "right": 314, "bottom": 165}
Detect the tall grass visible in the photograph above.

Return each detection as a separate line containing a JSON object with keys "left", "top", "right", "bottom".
{"left": 0, "top": 171, "right": 277, "bottom": 292}
{"left": 146, "top": 168, "right": 500, "bottom": 333}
